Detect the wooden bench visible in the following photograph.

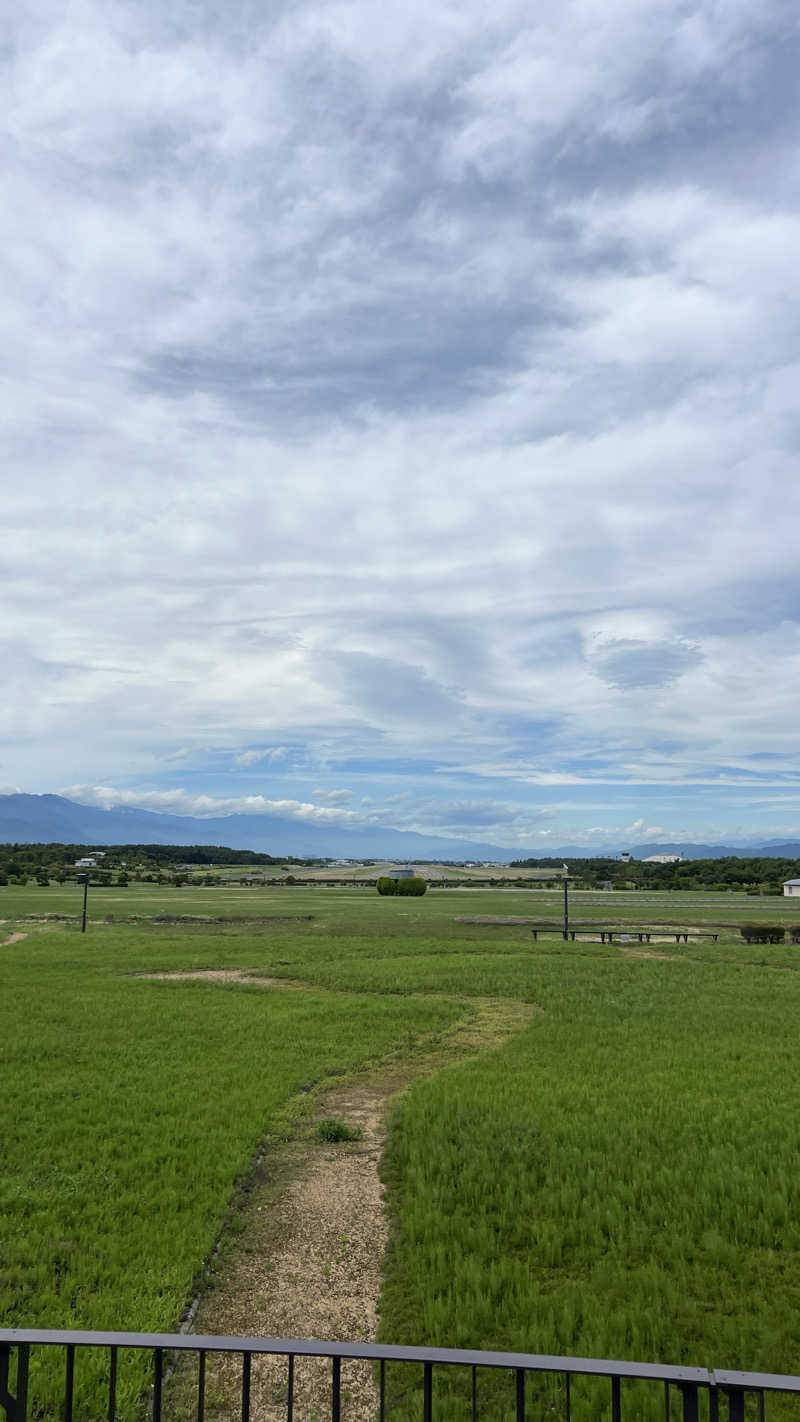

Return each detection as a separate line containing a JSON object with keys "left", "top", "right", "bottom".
{"left": 530, "top": 927, "right": 719, "bottom": 944}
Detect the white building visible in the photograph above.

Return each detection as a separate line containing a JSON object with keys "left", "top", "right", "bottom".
{"left": 642, "top": 854, "right": 684, "bottom": 865}
{"left": 783, "top": 880, "right": 800, "bottom": 897}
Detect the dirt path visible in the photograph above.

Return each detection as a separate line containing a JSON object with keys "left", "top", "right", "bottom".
{"left": 155, "top": 976, "right": 534, "bottom": 1422}
{"left": 135, "top": 969, "right": 308, "bottom": 989}
{"left": 189, "top": 1082, "right": 391, "bottom": 1422}
{"left": 1, "top": 931, "right": 27, "bottom": 946}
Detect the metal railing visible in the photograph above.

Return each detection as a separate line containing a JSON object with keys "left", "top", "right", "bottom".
{"left": 2, "top": 1330, "right": 798, "bottom": 1422}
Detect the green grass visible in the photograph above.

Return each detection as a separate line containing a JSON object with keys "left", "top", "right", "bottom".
{"left": 0, "top": 906, "right": 463, "bottom": 1417}
{"left": 4, "top": 882, "right": 800, "bottom": 1419}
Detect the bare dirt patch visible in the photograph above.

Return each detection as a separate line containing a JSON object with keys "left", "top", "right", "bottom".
{"left": 135, "top": 914, "right": 314, "bottom": 925}
{"left": 1, "top": 931, "right": 27, "bottom": 947}
{"left": 132, "top": 970, "right": 310, "bottom": 990}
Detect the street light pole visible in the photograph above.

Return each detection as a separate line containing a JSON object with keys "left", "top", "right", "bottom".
{"left": 563, "top": 876, "right": 570, "bottom": 940}
{"left": 80, "top": 874, "right": 89, "bottom": 933}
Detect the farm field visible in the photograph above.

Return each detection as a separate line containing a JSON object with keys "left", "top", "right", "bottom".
{"left": 4, "top": 882, "right": 800, "bottom": 1419}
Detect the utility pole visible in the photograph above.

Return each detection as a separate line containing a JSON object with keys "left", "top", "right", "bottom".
{"left": 563, "top": 875, "right": 570, "bottom": 940}
{"left": 80, "top": 874, "right": 89, "bottom": 933}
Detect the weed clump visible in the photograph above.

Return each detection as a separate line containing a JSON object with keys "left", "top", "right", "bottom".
{"left": 315, "top": 1117, "right": 363, "bottom": 1143}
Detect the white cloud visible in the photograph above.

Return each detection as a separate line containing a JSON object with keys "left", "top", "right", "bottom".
{"left": 3, "top": 0, "right": 799, "bottom": 845}
{"left": 234, "top": 747, "right": 289, "bottom": 766}
{"left": 63, "top": 785, "right": 366, "bottom": 825}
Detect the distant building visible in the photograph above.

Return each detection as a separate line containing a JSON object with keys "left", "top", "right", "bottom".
{"left": 642, "top": 854, "right": 684, "bottom": 865}
{"left": 783, "top": 880, "right": 800, "bottom": 897}
{"left": 75, "top": 856, "right": 98, "bottom": 868}
{"left": 618, "top": 852, "right": 632, "bottom": 863}
{"left": 386, "top": 865, "right": 415, "bottom": 880}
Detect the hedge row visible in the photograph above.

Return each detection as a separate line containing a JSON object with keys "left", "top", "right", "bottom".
{"left": 739, "top": 923, "right": 800, "bottom": 943}
{"left": 376, "top": 876, "right": 427, "bottom": 896}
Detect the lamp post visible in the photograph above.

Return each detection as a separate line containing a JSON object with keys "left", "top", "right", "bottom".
{"left": 80, "top": 873, "right": 89, "bottom": 933}
{"left": 563, "top": 875, "right": 570, "bottom": 940}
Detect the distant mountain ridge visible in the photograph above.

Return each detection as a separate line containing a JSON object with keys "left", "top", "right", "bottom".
{"left": 627, "top": 841, "right": 800, "bottom": 860}
{"left": 1, "top": 794, "right": 799, "bottom": 861}
{"left": 537, "top": 842, "right": 800, "bottom": 860}
{"left": 0, "top": 794, "right": 515, "bottom": 861}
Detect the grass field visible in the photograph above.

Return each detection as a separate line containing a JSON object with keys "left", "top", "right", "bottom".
{"left": 4, "top": 881, "right": 800, "bottom": 1417}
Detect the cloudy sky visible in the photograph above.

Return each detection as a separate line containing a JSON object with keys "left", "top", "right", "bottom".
{"left": 4, "top": 0, "right": 800, "bottom": 851}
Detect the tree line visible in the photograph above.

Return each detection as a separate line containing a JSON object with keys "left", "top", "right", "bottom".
{"left": 510, "top": 855, "right": 800, "bottom": 893}
{"left": 0, "top": 842, "right": 325, "bottom": 886}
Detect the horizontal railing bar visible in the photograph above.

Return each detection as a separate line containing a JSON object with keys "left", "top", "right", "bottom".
{"left": 0, "top": 1331, "right": 710, "bottom": 1384}
{"left": 713, "top": 1370, "right": 800, "bottom": 1394}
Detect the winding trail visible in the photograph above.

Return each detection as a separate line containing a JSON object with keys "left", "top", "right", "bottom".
{"left": 145, "top": 972, "right": 534, "bottom": 1422}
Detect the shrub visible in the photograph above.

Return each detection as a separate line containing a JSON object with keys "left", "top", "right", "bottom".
{"left": 397, "top": 877, "right": 427, "bottom": 896}
{"left": 789, "top": 925, "right": 800, "bottom": 944}
{"left": 377, "top": 876, "right": 397, "bottom": 896}
{"left": 740, "top": 923, "right": 786, "bottom": 943}
{"left": 316, "top": 1117, "right": 363, "bottom": 1143}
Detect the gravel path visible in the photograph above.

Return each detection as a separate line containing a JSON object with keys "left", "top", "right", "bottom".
{"left": 191, "top": 1082, "right": 390, "bottom": 1422}
{"left": 156, "top": 977, "right": 534, "bottom": 1422}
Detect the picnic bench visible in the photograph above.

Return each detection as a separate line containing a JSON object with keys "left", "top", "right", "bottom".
{"left": 529, "top": 926, "right": 719, "bottom": 944}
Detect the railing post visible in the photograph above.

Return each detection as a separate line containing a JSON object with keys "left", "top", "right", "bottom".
{"left": 15, "top": 1346, "right": 28, "bottom": 1422}
{"left": 332, "top": 1355, "right": 341, "bottom": 1422}
{"left": 423, "top": 1361, "right": 432, "bottom": 1422}
{"left": 723, "top": 1388, "right": 745, "bottom": 1422}
{"left": 515, "top": 1367, "right": 525, "bottom": 1422}
{"left": 241, "top": 1352, "right": 251, "bottom": 1422}
{"left": 196, "top": 1351, "right": 205, "bottom": 1422}
{"left": 287, "top": 1355, "right": 294, "bottom": 1422}
{"left": 679, "top": 1383, "right": 699, "bottom": 1422}
{"left": 0, "top": 1342, "right": 27, "bottom": 1422}
{"left": 153, "top": 1348, "right": 163, "bottom": 1422}
{"left": 0, "top": 1346, "right": 13, "bottom": 1422}
{"left": 108, "top": 1345, "right": 117, "bottom": 1422}
{"left": 64, "top": 1344, "right": 75, "bottom": 1422}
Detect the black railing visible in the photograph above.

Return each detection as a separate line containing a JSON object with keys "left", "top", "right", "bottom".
{"left": 1, "top": 1330, "right": 798, "bottom": 1422}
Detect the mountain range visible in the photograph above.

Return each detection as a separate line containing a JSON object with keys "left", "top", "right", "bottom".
{"left": 0, "top": 794, "right": 515, "bottom": 861}
{"left": 2, "top": 794, "right": 800, "bottom": 861}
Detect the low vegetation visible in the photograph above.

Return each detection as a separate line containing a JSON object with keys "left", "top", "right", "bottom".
{"left": 376, "top": 875, "right": 427, "bottom": 895}
{"left": 315, "top": 1116, "right": 364, "bottom": 1143}
{"left": 3, "top": 879, "right": 800, "bottom": 1419}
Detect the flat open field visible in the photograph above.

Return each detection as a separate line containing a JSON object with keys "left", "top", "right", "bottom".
{"left": 4, "top": 882, "right": 800, "bottom": 1417}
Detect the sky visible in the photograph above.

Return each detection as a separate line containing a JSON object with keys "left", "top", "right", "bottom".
{"left": 3, "top": 0, "right": 800, "bottom": 852}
